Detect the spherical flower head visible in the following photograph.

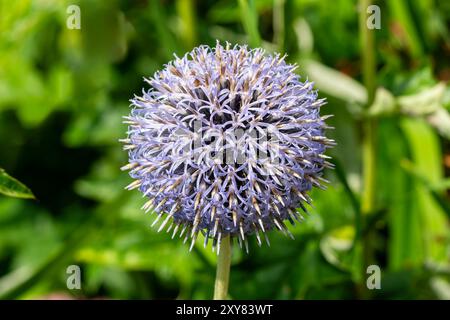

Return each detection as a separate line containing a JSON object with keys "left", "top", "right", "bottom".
{"left": 122, "top": 42, "right": 334, "bottom": 252}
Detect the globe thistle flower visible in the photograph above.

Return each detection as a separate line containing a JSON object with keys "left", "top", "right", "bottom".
{"left": 122, "top": 42, "right": 334, "bottom": 252}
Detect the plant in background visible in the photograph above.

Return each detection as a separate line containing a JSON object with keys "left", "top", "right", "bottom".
{"left": 122, "top": 42, "right": 334, "bottom": 299}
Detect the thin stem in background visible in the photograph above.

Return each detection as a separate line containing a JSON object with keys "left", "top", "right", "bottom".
{"left": 213, "top": 236, "right": 232, "bottom": 300}
{"left": 359, "top": 0, "right": 377, "bottom": 221}
{"left": 176, "top": 0, "right": 198, "bottom": 50}
{"left": 358, "top": 0, "right": 377, "bottom": 298}
{"left": 273, "top": 0, "right": 285, "bottom": 52}
{"left": 359, "top": 0, "right": 377, "bottom": 217}
{"left": 238, "top": 0, "right": 261, "bottom": 48}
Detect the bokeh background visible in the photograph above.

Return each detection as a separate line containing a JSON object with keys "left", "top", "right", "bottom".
{"left": 0, "top": 0, "right": 449, "bottom": 299}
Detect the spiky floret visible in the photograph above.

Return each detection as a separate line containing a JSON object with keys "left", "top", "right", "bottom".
{"left": 122, "top": 42, "right": 334, "bottom": 252}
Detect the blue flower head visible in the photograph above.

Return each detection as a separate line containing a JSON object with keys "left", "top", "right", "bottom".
{"left": 122, "top": 42, "right": 334, "bottom": 252}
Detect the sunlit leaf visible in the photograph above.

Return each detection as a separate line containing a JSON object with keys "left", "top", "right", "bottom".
{"left": 426, "top": 107, "right": 450, "bottom": 140}
{"left": 0, "top": 168, "right": 34, "bottom": 199}
{"left": 398, "top": 82, "right": 446, "bottom": 116}
{"left": 294, "top": 18, "right": 314, "bottom": 55}
{"left": 430, "top": 277, "right": 450, "bottom": 300}
{"left": 320, "top": 225, "right": 354, "bottom": 271}
{"left": 368, "top": 87, "right": 396, "bottom": 116}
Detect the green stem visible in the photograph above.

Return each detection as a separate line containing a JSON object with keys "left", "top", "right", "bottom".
{"left": 176, "top": 0, "right": 197, "bottom": 50}
{"left": 273, "top": 0, "right": 285, "bottom": 52}
{"left": 361, "top": 120, "right": 377, "bottom": 215}
{"left": 359, "top": 0, "right": 376, "bottom": 105}
{"left": 238, "top": 0, "right": 261, "bottom": 48}
{"left": 213, "top": 236, "right": 232, "bottom": 300}
{"left": 358, "top": 0, "right": 377, "bottom": 298}
{"left": 359, "top": 0, "right": 377, "bottom": 219}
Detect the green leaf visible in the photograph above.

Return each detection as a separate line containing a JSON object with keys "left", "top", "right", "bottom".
{"left": 398, "top": 82, "right": 446, "bottom": 116}
{"left": 0, "top": 191, "right": 132, "bottom": 299}
{"left": 301, "top": 59, "right": 367, "bottom": 108}
{"left": 401, "top": 119, "right": 448, "bottom": 264}
{"left": 294, "top": 18, "right": 313, "bottom": 55}
{"left": 430, "top": 277, "right": 450, "bottom": 300}
{"left": 367, "top": 83, "right": 450, "bottom": 139}
{"left": 426, "top": 107, "right": 450, "bottom": 140}
{"left": 320, "top": 225, "right": 354, "bottom": 271}
{"left": 0, "top": 168, "right": 35, "bottom": 199}
{"left": 378, "top": 120, "right": 422, "bottom": 269}
{"left": 387, "top": 0, "right": 424, "bottom": 58}
{"left": 400, "top": 159, "right": 450, "bottom": 220}
{"left": 368, "top": 87, "right": 397, "bottom": 116}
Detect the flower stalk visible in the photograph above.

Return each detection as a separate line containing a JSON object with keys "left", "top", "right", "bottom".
{"left": 359, "top": 0, "right": 377, "bottom": 219}
{"left": 213, "top": 236, "right": 232, "bottom": 300}
{"left": 359, "top": 0, "right": 377, "bottom": 297}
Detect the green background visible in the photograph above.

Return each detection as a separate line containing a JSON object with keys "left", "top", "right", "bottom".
{"left": 0, "top": 0, "right": 449, "bottom": 299}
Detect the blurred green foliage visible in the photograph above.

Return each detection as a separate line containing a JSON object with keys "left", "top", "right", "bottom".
{"left": 0, "top": 0, "right": 449, "bottom": 299}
